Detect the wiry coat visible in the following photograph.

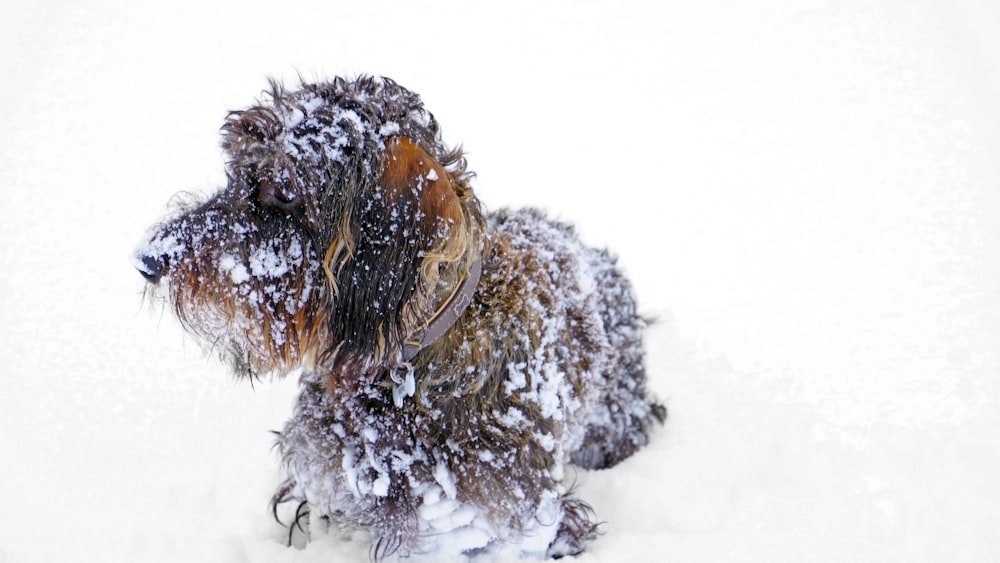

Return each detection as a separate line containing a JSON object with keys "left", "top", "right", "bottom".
{"left": 136, "top": 76, "right": 663, "bottom": 559}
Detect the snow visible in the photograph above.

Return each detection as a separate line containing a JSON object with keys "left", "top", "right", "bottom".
{"left": 433, "top": 463, "right": 459, "bottom": 501}
{"left": 2, "top": 0, "right": 999, "bottom": 562}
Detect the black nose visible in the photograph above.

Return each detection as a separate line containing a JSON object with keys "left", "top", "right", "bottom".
{"left": 136, "top": 254, "right": 166, "bottom": 284}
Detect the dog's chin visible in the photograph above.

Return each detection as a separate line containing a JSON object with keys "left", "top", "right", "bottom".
{"left": 218, "top": 330, "right": 317, "bottom": 382}
{"left": 197, "top": 331, "right": 274, "bottom": 382}
{"left": 224, "top": 343, "right": 258, "bottom": 380}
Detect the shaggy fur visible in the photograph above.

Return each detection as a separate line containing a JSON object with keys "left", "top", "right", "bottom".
{"left": 136, "top": 76, "right": 664, "bottom": 559}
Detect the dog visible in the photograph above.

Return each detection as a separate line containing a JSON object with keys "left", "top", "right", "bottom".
{"left": 136, "top": 76, "right": 664, "bottom": 559}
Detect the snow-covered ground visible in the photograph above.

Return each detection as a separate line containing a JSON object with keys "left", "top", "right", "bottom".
{"left": 2, "top": 1, "right": 999, "bottom": 561}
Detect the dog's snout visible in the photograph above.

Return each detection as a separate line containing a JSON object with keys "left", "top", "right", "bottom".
{"left": 136, "top": 254, "right": 166, "bottom": 284}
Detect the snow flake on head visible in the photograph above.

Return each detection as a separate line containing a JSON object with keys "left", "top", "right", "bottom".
{"left": 136, "top": 232, "right": 185, "bottom": 268}
{"left": 214, "top": 235, "right": 312, "bottom": 305}
{"left": 219, "top": 254, "right": 250, "bottom": 283}
{"left": 269, "top": 103, "right": 375, "bottom": 192}
{"left": 249, "top": 237, "right": 302, "bottom": 279}
{"left": 379, "top": 121, "right": 400, "bottom": 137}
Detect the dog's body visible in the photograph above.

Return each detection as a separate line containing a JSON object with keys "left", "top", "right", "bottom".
{"left": 137, "top": 76, "right": 663, "bottom": 559}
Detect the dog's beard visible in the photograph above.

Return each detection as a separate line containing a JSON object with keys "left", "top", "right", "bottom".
{"left": 138, "top": 266, "right": 310, "bottom": 381}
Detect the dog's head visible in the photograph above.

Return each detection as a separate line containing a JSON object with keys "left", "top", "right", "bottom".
{"left": 137, "top": 76, "right": 483, "bottom": 390}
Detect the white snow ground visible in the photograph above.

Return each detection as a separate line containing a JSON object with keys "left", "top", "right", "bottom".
{"left": 2, "top": 1, "right": 999, "bottom": 561}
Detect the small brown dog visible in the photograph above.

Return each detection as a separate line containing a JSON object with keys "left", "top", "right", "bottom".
{"left": 136, "top": 76, "right": 664, "bottom": 559}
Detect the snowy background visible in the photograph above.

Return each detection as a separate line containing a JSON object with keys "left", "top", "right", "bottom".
{"left": 2, "top": 1, "right": 999, "bottom": 561}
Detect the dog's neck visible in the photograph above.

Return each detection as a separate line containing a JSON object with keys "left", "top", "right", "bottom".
{"left": 401, "top": 253, "right": 482, "bottom": 362}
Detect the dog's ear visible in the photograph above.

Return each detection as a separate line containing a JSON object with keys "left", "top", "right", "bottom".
{"left": 326, "top": 137, "right": 469, "bottom": 375}
{"left": 380, "top": 137, "right": 464, "bottom": 231}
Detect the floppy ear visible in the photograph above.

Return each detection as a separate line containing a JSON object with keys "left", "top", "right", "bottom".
{"left": 380, "top": 137, "right": 465, "bottom": 232}
{"left": 326, "top": 137, "right": 468, "bottom": 375}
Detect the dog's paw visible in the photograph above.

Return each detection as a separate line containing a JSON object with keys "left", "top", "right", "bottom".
{"left": 546, "top": 496, "right": 600, "bottom": 559}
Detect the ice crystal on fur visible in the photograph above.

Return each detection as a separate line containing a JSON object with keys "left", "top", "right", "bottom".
{"left": 136, "top": 75, "right": 663, "bottom": 559}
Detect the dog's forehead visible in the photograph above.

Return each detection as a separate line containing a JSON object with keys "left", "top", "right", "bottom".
{"left": 222, "top": 77, "right": 438, "bottom": 191}
{"left": 233, "top": 81, "right": 429, "bottom": 147}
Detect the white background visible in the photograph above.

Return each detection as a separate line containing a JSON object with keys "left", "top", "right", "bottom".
{"left": 2, "top": 1, "right": 999, "bottom": 561}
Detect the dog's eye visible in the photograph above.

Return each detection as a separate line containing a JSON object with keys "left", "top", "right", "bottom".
{"left": 273, "top": 185, "right": 297, "bottom": 204}
{"left": 258, "top": 181, "right": 302, "bottom": 211}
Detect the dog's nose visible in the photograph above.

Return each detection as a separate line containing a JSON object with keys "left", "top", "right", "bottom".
{"left": 136, "top": 254, "right": 166, "bottom": 284}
